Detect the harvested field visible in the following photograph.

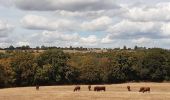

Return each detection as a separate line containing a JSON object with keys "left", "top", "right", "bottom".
{"left": 0, "top": 83, "right": 170, "bottom": 100}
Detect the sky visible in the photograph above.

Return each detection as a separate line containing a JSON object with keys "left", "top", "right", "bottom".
{"left": 1, "top": 0, "right": 170, "bottom": 48}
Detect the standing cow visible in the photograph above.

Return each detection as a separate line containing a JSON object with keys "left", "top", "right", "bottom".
{"left": 94, "top": 86, "right": 106, "bottom": 91}
{"left": 74, "top": 86, "right": 81, "bottom": 92}
{"left": 88, "top": 85, "right": 91, "bottom": 91}
{"left": 36, "top": 85, "right": 39, "bottom": 90}
{"left": 127, "top": 86, "right": 131, "bottom": 91}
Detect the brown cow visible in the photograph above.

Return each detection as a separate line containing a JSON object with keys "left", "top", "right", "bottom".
{"left": 94, "top": 86, "right": 106, "bottom": 91}
{"left": 36, "top": 85, "right": 39, "bottom": 90}
{"left": 127, "top": 86, "right": 131, "bottom": 91}
{"left": 143, "top": 87, "right": 150, "bottom": 93}
{"left": 139, "top": 87, "right": 150, "bottom": 93}
{"left": 74, "top": 86, "right": 80, "bottom": 92}
{"left": 88, "top": 85, "right": 91, "bottom": 91}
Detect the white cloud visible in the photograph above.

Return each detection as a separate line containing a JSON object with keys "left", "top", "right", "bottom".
{"left": 105, "top": 19, "right": 170, "bottom": 39}
{"left": 81, "top": 16, "right": 112, "bottom": 31}
{"left": 0, "top": 20, "right": 14, "bottom": 37}
{"left": 123, "top": 2, "right": 170, "bottom": 22}
{"left": 21, "top": 15, "right": 113, "bottom": 32}
{"left": 101, "top": 34, "right": 113, "bottom": 44}
{"left": 31, "top": 31, "right": 80, "bottom": 44}
{"left": 26, "top": 31, "right": 99, "bottom": 47}
{"left": 107, "top": 20, "right": 161, "bottom": 39}
{"left": 21, "top": 15, "right": 50, "bottom": 30}
{"left": 41, "top": 31, "right": 80, "bottom": 41}
{"left": 55, "top": 9, "right": 126, "bottom": 19}
{"left": 16, "top": 31, "right": 81, "bottom": 47}
{"left": 80, "top": 35, "right": 98, "bottom": 44}
{"left": 132, "top": 37, "right": 151, "bottom": 44}
{"left": 21, "top": 14, "right": 77, "bottom": 31}
{"left": 16, "top": 41, "right": 30, "bottom": 46}
{"left": 161, "top": 23, "right": 170, "bottom": 36}
{"left": 0, "top": 42, "right": 11, "bottom": 48}
{"left": 56, "top": 10, "right": 108, "bottom": 19}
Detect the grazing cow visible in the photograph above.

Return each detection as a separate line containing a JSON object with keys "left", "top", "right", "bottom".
{"left": 74, "top": 86, "right": 80, "bottom": 92}
{"left": 88, "top": 85, "right": 91, "bottom": 91}
{"left": 143, "top": 87, "right": 150, "bottom": 93}
{"left": 36, "top": 85, "right": 39, "bottom": 90}
{"left": 127, "top": 86, "right": 131, "bottom": 91}
{"left": 94, "top": 86, "right": 106, "bottom": 91}
{"left": 139, "top": 87, "right": 150, "bottom": 93}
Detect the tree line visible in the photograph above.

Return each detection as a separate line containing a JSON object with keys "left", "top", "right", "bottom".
{"left": 2, "top": 45, "right": 147, "bottom": 51}
{"left": 0, "top": 48, "right": 170, "bottom": 88}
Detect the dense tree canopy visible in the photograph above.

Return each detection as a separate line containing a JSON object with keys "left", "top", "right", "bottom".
{"left": 35, "top": 49, "right": 70, "bottom": 85}
{"left": 0, "top": 48, "right": 170, "bottom": 88}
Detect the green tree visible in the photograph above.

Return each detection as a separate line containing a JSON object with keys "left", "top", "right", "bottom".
{"left": 8, "top": 45, "right": 15, "bottom": 50}
{"left": 139, "top": 48, "right": 168, "bottom": 81}
{"left": 123, "top": 45, "right": 127, "bottom": 50}
{"left": 36, "top": 49, "right": 70, "bottom": 84}
{"left": 0, "top": 58, "right": 15, "bottom": 88}
{"left": 79, "top": 56, "right": 101, "bottom": 83}
{"left": 34, "top": 64, "right": 53, "bottom": 85}
{"left": 10, "top": 52, "right": 37, "bottom": 86}
{"left": 108, "top": 52, "right": 137, "bottom": 83}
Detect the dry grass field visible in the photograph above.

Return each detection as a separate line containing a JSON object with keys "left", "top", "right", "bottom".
{"left": 0, "top": 50, "right": 5, "bottom": 53}
{"left": 0, "top": 83, "right": 170, "bottom": 100}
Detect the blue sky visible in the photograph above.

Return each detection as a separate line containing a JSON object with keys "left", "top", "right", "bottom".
{"left": 1, "top": 0, "right": 170, "bottom": 48}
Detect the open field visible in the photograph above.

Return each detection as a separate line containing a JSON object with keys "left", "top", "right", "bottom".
{"left": 0, "top": 50, "right": 5, "bottom": 53}
{"left": 0, "top": 83, "right": 170, "bottom": 100}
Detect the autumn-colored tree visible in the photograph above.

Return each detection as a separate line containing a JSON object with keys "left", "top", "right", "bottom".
{"left": 10, "top": 52, "right": 37, "bottom": 86}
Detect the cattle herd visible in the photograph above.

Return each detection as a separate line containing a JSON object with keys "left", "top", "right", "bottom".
{"left": 73, "top": 85, "right": 150, "bottom": 93}
{"left": 73, "top": 85, "right": 106, "bottom": 92}
{"left": 35, "top": 85, "right": 150, "bottom": 93}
